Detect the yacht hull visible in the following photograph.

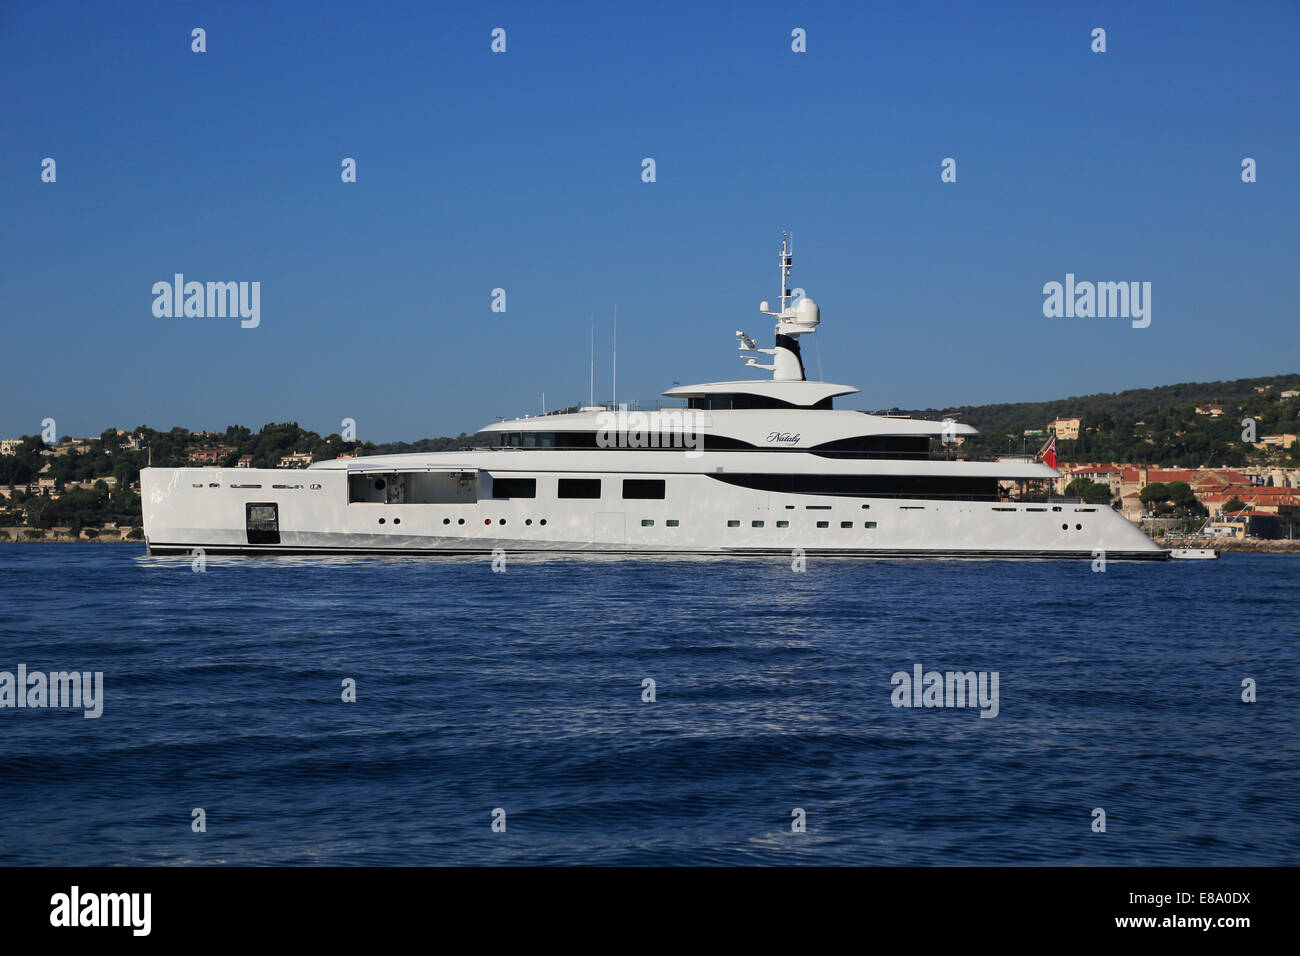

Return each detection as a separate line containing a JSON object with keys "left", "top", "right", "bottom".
{"left": 142, "top": 465, "right": 1167, "bottom": 561}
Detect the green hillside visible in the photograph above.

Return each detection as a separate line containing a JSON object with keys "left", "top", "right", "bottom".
{"left": 886, "top": 373, "right": 1300, "bottom": 468}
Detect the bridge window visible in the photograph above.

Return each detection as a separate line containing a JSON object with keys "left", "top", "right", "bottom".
{"left": 686, "top": 394, "right": 832, "bottom": 410}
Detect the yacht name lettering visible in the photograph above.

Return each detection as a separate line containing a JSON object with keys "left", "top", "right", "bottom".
{"left": 152, "top": 274, "right": 261, "bottom": 328}
{"left": 766, "top": 432, "right": 801, "bottom": 444}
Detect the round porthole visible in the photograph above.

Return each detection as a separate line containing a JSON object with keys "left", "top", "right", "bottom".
{"left": 393, "top": 518, "right": 400, "bottom": 525}
{"left": 525, "top": 518, "right": 532, "bottom": 526}
{"left": 457, "top": 518, "right": 465, "bottom": 525}
{"left": 1061, "top": 523, "right": 1068, "bottom": 530}
{"left": 374, "top": 479, "right": 386, "bottom": 490}
{"left": 443, "top": 518, "right": 450, "bottom": 525}
{"left": 499, "top": 518, "right": 506, "bottom": 526}
{"left": 378, "top": 518, "right": 386, "bottom": 525}
{"left": 485, "top": 518, "right": 492, "bottom": 525}
{"left": 1076, "top": 523, "right": 1082, "bottom": 530}
{"left": 539, "top": 518, "right": 547, "bottom": 526}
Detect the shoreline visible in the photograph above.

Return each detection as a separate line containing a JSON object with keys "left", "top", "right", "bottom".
{"left": 1157, "top": 538, "right": 1300, "bottom": 554}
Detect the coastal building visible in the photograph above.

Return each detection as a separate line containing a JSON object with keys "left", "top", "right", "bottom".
{"left": 1259, "top": 467, "right": 1300, "bottom": 488}
{"left": 1049, "top": 417, "right": 1082, "bottom": 440}
{"left": 186, "top": 447, "right": 233, "bottom": 465}
{"left": 1282, "top": 390, "right": 1300, "bottom": 399}
{"left": 1116, "top": 466, "right": 1249, "bottom": 502}
{"left": 1055, "top": 462, "right": 1122, "bottom": 498}
{"left": 65, "top": 477, "right": 118, "bottom": 491}
{"left": 116, "top": 430, "right": 144, "bottom": 451}
{"left": 236, "top": 455, "right": 253, "bottom": 468}
{"left": 1257, "top": 434, "right": 1298, "bottom": 450}
{"left": 1200, "top": 486, "right": 1300, "bottom": 517}
{"left": 1211, "top": 506, "right": 1294, "bottom": 540}
{"left": 1207, "top": 519, "right": 1248, "bottom": 540}
{"left": 1194, "top": 405, "right": 1225, "bottom": 417}
{"left": 0, "top": 439, "right": 21, "bottom": 456}
{"left": 276, "top": 451, "right": 315, "bottom": 468}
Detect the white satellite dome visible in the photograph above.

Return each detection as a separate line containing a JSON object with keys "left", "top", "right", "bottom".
{"left": 793, "top": 296, "right": 820, "bottom": 326}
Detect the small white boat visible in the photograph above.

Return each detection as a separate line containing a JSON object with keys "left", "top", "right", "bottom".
{"left": 1169, "top": 548, "right": 1219, "bottom": 560}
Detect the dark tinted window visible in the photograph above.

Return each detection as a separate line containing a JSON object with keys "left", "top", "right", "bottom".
{"left": 622, "top": 479, "right": 665, "bottom": 499}
{"left": 558, "top": 478, "right": 601, "bottom": 499}
{"left": 493, "top": 431, "right": 754, "bottom": 451}
{"left": 811, "top": 436, "right": 930, "bottom": 459}
{"left": 687, "top": 394, "right": 832, "bottom": 410}
{"left": 495, "top": 431, "right": 599, "bottom": 449}
{"left": 492, "top": 477, "right": 536, "bottom": 498}
{"left": 709, "top": 473, "right": 999, "bottom": 500}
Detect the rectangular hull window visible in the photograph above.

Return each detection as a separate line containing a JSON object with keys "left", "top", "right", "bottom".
{"left": 246, "top": 502, "right": 280, "bottom": 545}
{"left": 559, "top": 478, "right": 601, "bottom": 499}
{"left": 492, "top": 477, "right": 536, "bottom": 498}
{"left": 622, "top": 479, "right": 665, "bottom": 499}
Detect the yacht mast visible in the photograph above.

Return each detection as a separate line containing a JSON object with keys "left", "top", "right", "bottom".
{"left": 738, "top": 233, "right": 821, "bottom": 382}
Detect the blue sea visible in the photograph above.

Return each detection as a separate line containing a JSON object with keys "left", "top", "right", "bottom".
{"left": 0, "top": 544, "right": 1296, "bottom": 865}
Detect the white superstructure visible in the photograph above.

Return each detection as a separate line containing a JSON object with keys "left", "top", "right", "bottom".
{"left": 141, "top": 237, "right": 1164, "bottom": 559}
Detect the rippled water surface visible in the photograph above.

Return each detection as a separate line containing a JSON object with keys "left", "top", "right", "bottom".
{"left": 0, "top": 544, "right": 1296, "bottom": 864}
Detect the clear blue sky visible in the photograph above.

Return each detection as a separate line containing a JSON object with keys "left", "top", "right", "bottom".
{"left": 2, "top": 1, "right": 1296, "bottom": 442}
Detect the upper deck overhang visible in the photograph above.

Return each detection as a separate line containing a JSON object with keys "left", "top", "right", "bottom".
{"left": 307, "top": 456, "right": 478, "bottom": 474}
{"left": 662, "top": 380, "right": 860, "bottom": 406}
{"left": 308, "top": 448, "right": 1057, "bottom": 480}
